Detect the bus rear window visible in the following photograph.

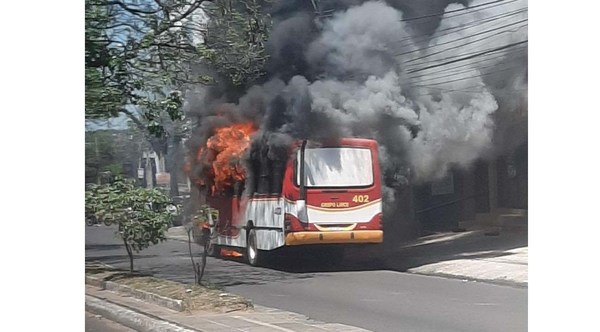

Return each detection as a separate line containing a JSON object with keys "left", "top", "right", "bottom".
{"left": 297, "top": 147, "right": 374, "bottom": 188}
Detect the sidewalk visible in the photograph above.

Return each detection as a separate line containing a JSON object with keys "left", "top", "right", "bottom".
{"left": 86, "top": 283, "right": 369, "bottom": 332}
{"left": 379, "top": 229, "right": 528, "bottom": 287}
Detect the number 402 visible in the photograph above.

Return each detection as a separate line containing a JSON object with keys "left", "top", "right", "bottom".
{"left": 352, "top": 195, "right": 369, "bottom": 203}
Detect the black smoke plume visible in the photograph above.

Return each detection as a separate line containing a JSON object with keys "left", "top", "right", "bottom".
{"left": 185, "top": 0, "right": 527, "bottom": 204}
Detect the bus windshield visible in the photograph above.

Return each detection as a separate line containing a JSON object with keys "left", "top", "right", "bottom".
{"left": 297, "top": 147, "right": 374, "bottom": 188}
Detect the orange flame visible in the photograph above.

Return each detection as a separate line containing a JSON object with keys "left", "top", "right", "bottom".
{"left": 220, "top": 248, "right": 243, "bottom": 258}
{"left": 204, "top": 122, "right": 256, "bottom": 193}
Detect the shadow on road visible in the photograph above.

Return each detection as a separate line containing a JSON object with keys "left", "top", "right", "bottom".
{"left": 201, "top": 255, "right": 318, "bottom": 287}
{"left": 86, "top": 224, "right": 527, "bottom": 288}
{"left": 85, "top": 244, "right": 125, "bottom": 251}
{"left": 378, "top": 229, "right": 528, "bottom": 272}
{"left": 85, "top": 254, "right": 160, "bottom": 263}
{"left": 211, "top": 229, "right": 528, "bottom": 277}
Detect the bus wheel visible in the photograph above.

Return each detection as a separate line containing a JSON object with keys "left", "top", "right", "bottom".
{"left": 246, "top": 229, "right": 261, "bottom": 266}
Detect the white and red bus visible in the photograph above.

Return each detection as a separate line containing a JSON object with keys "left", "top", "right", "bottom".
{"left": 203, "top": 138, "right": 383, "bottom": 266}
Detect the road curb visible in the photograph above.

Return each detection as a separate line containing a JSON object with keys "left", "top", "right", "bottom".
{"left": 86, "top": 275, "right": 185, "bottom": 311}
{"left": 167, "top": 236, "right": 190, "bottom": 243}
{"left": 86, "top": 295, "right": 199, "bottom": 332}
{"left": 406, "top": 270, "right": 528, "bottom": 288}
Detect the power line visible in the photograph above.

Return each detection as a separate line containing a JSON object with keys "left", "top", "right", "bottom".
{"left": 402, "top": 23, "right": 527, "bottom": 72}
{"left": 318, "top": 0, "right": 521, "bottom": 22}
{"left": 411, "top": 84, "right": 528, "bottom": 95}
{"left": 409, "top": 56, "right": 525, "bottom": 83}
{"left": 415, "top": 84, "right": 486, "bottom": 91}
{"left": 404, "top": 25, "right": 527, "bottom": 69}
{"left": 410, "top": 60, "right": 526, "bottom": 85}
{"left": 394, "top": 7, "right": 528, "bottom": 77}
{"left": 395, "top": 7, "right": 528, "bottom": 49}
{"left": 406, "top": 39, "right": 528, "bottom": 74}
{"left": 407, "top": 47, "right": 527, "bottom": 79}
{"left": 411, "top": 86, "right": 527, "bottom": 97}
{"left": 411, "top": 64, "right": 525, "bottom": 87}
{"left": 404, "top": 44, "right": 528, "bottom": 73}
{"left": 400, "top": 0, "right": 518, "bottom": 22}
{"left": 404, "top": 43, "right": 527, "bottom": 73}
{"left": 397, "top": 18, "right": 527, "bottom": 58}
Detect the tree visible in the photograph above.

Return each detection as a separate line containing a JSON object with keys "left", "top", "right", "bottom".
{"left": 86, "top": 178, "right": 177, "bottom": 273}
{"left": 85, "top": 0, "right": 210, "bottom": 158}
{"left": 85, "top": 0, "right": 210, "bottom": 116}
{"left": 85, "top": 129, "right": 145, "bottom": 184}
{"left": 85, "top": 0, "right": 272, "bottom": 123}
{"left": 199, "top": 0, "right": 271, "bottom": 91}
{"left": 185, "top": 205, "right": 219, "bottom": 284}
{"left": 85, "top": 0, "right": 273, "bottom": 196}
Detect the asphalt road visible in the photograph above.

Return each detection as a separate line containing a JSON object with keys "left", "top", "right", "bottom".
{"left": 85, "top": 312, "right": 134, "bottom": 332}
{"left": 85, "top": 225, "right": 527, "bottom": 332}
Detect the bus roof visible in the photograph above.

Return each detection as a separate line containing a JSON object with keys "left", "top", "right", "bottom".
{"left": 304, "top": 138, "right": 378, "bottom": 149}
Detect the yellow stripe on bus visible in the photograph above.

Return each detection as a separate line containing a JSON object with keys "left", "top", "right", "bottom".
{"left": 307, "top": 199, "right": 381, "bottom": 212}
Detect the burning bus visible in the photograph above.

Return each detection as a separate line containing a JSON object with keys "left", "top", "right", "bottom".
{"left": 190, "top": 124, "right": 383, "bottom": 266}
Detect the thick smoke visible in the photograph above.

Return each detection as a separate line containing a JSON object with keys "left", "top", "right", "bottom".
{"left": 186, "top": 0, "right": 528, "bottom": 191}
{"left": 306, "top": 2, "right": 408, "bottom": 78}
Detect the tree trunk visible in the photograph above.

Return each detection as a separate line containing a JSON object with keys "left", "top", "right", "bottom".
{"left": 123, "top": 237, "right": 134, "bottom": 273}
{"left": 145, "top": 156, "right": 154, "bottom": 189}
{"left": 95, "top": 136, "right": 101, "bottom": 185}
{"left": 168, "top": 139, "right": 181, "bottom": 197}
{"left": 170, "top": 172, "right": 180, "bottom": 197}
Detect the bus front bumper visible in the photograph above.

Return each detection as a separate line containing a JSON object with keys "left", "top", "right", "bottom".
{"left": 285, "top": 230, "right": 383, "bottom": 246}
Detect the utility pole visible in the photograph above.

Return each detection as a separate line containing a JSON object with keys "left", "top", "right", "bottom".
{"left": 145, "top": 151, "right": 154, "bottom": 189}
{"left": 95, "top": 135, "right": 101, "bottom": 185}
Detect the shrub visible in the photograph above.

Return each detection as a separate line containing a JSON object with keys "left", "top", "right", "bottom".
{"left": 85, "top": 177, "right": 178, "bottom": 272}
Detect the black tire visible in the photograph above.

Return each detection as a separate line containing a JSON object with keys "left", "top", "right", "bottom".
{"left": 85, "top": 215, "right": 96, "bottom": 226}
{"left": 246, "top": 228, "right": 262, "bottom": 266}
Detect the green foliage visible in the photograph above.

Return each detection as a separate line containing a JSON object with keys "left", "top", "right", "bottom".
{"left": 103, "top": 163, "right": 124, "bottom": 176}
{"left": 85, "top": 0, "right": 208, "bottom": 130}
{"left": 200, "top": 0, "right": 272, "bottom": 88}
{"left": 86, "top": 178, "right": 179, "bottom": 257}
{"left": 85, "top": 67, "right": 124, "bottom": 118}
{"left": 85, "top": 129, "right": 144, "bottom": 184}
{"left": 85, "top": 0, "right": 273, "bottom": 164}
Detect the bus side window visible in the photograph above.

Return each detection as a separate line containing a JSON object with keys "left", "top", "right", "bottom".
{"left": 257, "top": 170, "right": 269, "bottom": 194}
{"left": 257, "top": 144, "right": 270, "bottom": 195}
{"left": 248, "top": 141, "right": 260, "bottom": 195}
{"left": 270, "top": 160, "right": 284, "bottom": 195}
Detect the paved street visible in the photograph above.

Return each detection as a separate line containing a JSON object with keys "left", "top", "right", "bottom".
{"left": 86, "top": 225, "right": 527, "bottom": 332}
{"left": 85, "top": 312, "right": 134, "bottom": 332}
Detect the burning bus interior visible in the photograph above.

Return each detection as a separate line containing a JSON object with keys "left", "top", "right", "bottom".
{"left": 193, "top": 127, "right": 295, "bottom": 200}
